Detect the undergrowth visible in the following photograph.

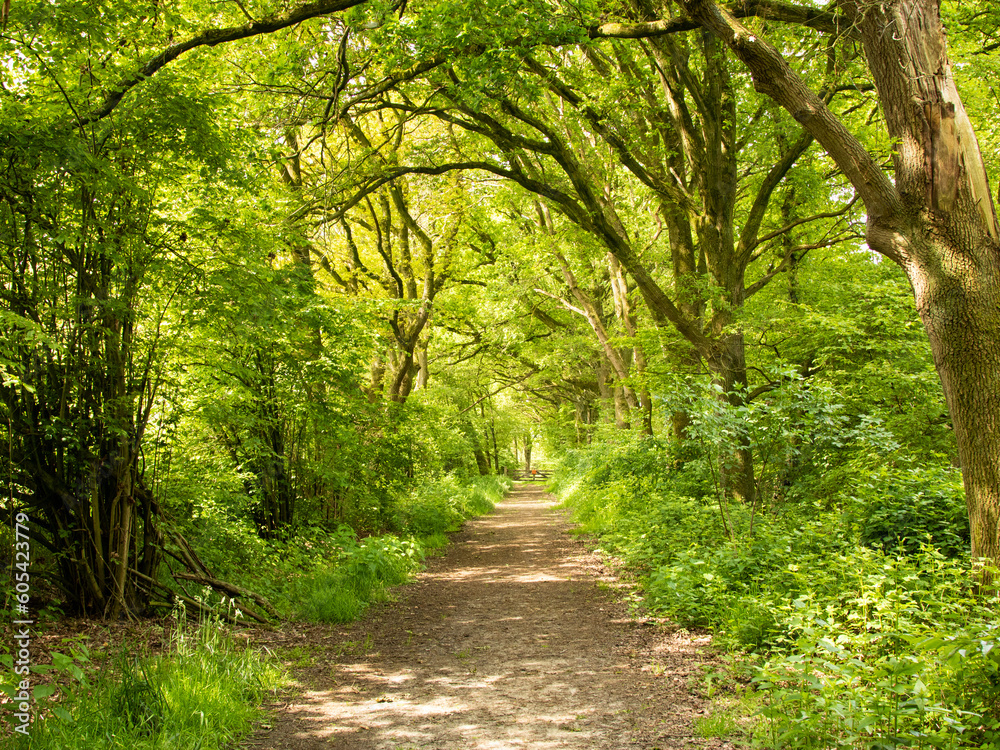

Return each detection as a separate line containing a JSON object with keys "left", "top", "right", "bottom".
{"left": 0, "top": 476, "right": 510, "bottom": 746}
{"left": 183, "top": 474, "right": 511, "bottom": 623}
{"left": 0, "top": 604, "right": 286, "bottom": 748}
{"left": 554, "top": 434, "right": 998, "bottom": 749}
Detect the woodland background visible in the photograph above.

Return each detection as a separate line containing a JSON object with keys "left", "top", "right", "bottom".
{"left": 3, "top": 0, "right": 1000, "bottom": 747}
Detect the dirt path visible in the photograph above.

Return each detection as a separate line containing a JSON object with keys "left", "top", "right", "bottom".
{"left": 247, "top": 485, "right": 735, "bottom": 749}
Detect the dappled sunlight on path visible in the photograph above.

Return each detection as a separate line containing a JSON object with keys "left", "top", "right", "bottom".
{"left": 245, "top": 485, "right": 731, "bottom": 750}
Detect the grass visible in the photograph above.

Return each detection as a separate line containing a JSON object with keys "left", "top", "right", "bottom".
{"left": 293, "top": 534, "right": 422, "bottom": 623}
{"left": 1, "top": 606, "right": 287, "bottom": 749}
{"left": 292, "top": 475, "right": 512, "bottom": 624}
{"left": 692, "top": 678, "right": 762, "bottom": 743}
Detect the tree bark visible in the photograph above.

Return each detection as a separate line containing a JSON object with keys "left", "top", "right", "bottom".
{"left": 467, "top": 420, "right": 492, "bottom": 476}
{"left": 912, "top": 235, "right": 1000, "bottom": 563}
{"left": 416, "top": 343, "right": 430, "bottom": 389}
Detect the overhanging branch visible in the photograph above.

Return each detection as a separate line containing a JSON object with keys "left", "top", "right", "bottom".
{"left": 589, "top": 0, "right": 852, "bottom": 40}
{"left": 82, "top": 0, "right": 375, "bottom": 125}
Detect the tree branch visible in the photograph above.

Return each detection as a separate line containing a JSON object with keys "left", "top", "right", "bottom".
{"left": 675, "top": 0, "right": 903, "bottom": 228}
{"left": 590, "top": 0, "right": 852, "bottom": 40}
{"left": 750, "top": 196, "right": 859, "bottom": 255}
{"left": 82, "top": 0, "right": 374, "bottom": 125}
{"left": 737, "top": 129, "right": 814, "bottom": 264}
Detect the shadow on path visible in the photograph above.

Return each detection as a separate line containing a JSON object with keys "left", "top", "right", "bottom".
{"left": 245, "top": 484, "right": 733, "bottom": 749}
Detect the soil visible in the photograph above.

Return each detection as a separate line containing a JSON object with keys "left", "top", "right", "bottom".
{"left": 243, "top": 484, "right": 738, "bottom": 750}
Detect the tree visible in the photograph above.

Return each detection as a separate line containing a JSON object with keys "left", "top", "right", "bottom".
{"left": 339, "top": 14, "right": 859, "bottom": 501}
{"left": 0, "top": 0, "right": 376, "bottom": 614}
{"left": 631, "top": 0, "right": 1000, "bottom": 565}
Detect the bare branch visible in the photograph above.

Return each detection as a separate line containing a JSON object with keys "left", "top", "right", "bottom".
{"left": 751, "top": 195, "right": 860, "bottom": 253}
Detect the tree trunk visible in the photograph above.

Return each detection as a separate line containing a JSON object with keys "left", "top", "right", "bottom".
{"left": 416, "top": 343, "right": 430, "bottom": 389}
{"left": 368, "top": 353, "right": 386, "bottom": 402}
{"left": 597, "top": 359, "right": 615, "bottom": 425}
{"left": 491, "top": 418, "right": 500, "bottom": 473}
{"left": 551, "top": 250, "right": 639, "bottom": 426}
{"left": 387, "top": 350, "right": 417, "bottom": 403}
{"left": 908, "top": 233, "right": 1000, "bottom": 563}
{"left": 715, "top": 331, "right": 757, "bottom": 506}
{"left": 858, "top": 0, "right": 1000, "bottom": 564}
{"left": 608, "top": 254, "right": 653, "bottom": 434}
{"left": 473, "top": 443, "right": 491, "bottom": 476}
{"left": 614, "top": 386, "right": 631, "bottom": 431}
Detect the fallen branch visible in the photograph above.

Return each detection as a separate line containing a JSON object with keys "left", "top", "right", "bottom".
{"left": 172, "top": 572, "right": 281, "bottom": 620}
{"left": 132, "top": 566, "right": 272, "bottom": 624}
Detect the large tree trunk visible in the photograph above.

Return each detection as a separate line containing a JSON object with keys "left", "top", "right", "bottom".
{"left": 252, "top": 420, "right": 295, "bottom": 537}
{"left": 911, "top": 238, "right": 1000, "bottom": 562}
{"left": 857, "top": 0, "right": 1000, "bottom": 560}
{"left": 678, "top": 0, "right": 1000, "bottom": 561}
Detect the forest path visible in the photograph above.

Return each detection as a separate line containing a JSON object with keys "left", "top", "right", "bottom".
{"left": 246, "top": 484, "right": 733, "bottom": 749}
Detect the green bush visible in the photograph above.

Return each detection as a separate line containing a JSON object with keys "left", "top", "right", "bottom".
{"left": 167, "top": 472, "right": 509, "bottom": 625}
{"left": 553, "top": 434, "right": 996, "bottom": 748}
{"left": 293, "top": 474, "right": 510, "bottom": 623}
{"left": 756, "top": 569, "right": 1000, "bottom": 749}
{"left": 395, "top": 476, "right": 467, "bottom": 536}
{"left": 851, "top": 464, "right": 969, "bottom": 556}
{"left": 294, "top": 534, "right": 422, "bottom": 623}
{"left": 393, "top": 474, "right": 509, "bottom": 536}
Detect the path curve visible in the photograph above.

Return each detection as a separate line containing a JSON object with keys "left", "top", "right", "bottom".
{"left": 247, "top": 485, "right": 733, "bottom": 749}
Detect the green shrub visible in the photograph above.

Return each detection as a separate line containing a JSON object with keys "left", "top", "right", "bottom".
{"left": 295, "top": 534, "right": 422, "bottom": 623}
{"left": 393, "top": 473, "right": 508, "bottom": 536}
{"left": 395, "top": 476, "right": 466, "bottom": 536}
{"left": 293, "top": 475, "right": 509, "bottom": 623}
{"left": 852, "top": 464, "right": 968, "bottom": 556}
{"left": 756, "top": 598, "right": 1000, "bottom": 749}
{"left": 553, "top": 435, "right": 998, "bottom": 748}
{"left": 167, "top": 472, "right": 508, "bottom": 626}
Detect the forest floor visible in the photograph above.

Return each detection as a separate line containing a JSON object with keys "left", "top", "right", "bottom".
{"left": 242, "top": 484, "right": 739, "bottom": 750}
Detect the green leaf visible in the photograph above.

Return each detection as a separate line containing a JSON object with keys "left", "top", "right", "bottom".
{"left": 0, "top": 682, "right": 19, "bottom": 700}
{"left": 33, "top": 684, "right": 56, "bottom": 700}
